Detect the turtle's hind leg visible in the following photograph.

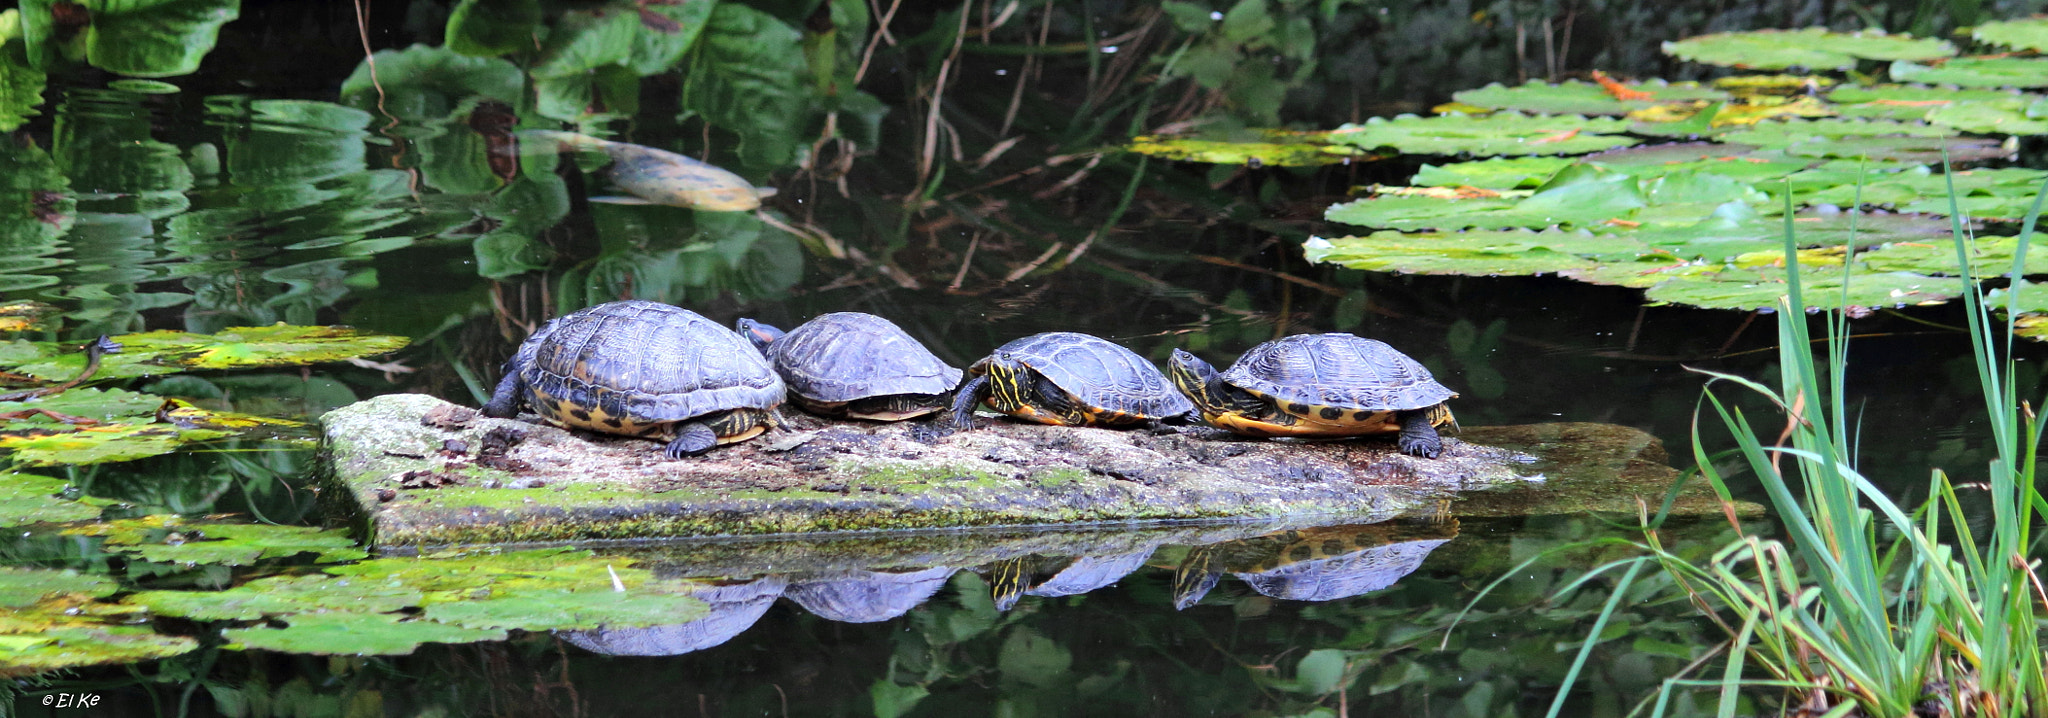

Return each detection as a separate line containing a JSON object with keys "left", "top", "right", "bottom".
{"left": 1395, "top": 408, "right": 1444, "bottom": 459}
{"left": 665, "top": 423, "right": 720, "bottom": 458}
{"left": 481, "top": 370, "right": 526, "bottom": 418}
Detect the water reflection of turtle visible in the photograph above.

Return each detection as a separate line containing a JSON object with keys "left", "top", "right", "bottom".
{"left": 1170, "top": 520, "right": 1459, "bottom": 608}
{"left": 482, "top": 301, "right": 785, "bottom": 457}
{"left": 1170, "top": 333, "right": 1458, "bottom": 458}
{"left": 737, "top": 312, "right": 964, "bottom": 421}
{"left": 783, "top": 566, "right": 958, "bottom": 622}
{"left": 951, "top": 332, "right": 1193, "bottom": 429}
{"left": 558, "top": 576, "right": 787, "bottom": 656}
{"left": 986, "top": 550, "right": 1154, "bottom": 611}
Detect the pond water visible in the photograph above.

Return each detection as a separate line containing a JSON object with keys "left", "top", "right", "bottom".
{"left": 9, "top": 0, "right": 2048, "bottom": 715}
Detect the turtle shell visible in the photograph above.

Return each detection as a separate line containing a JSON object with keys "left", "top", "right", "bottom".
{"left": 515, "top": 300, "right": 783, "bottom": 437}
{"left": 1223, "top": 333, "right": 1453, "bottom": 417}
{"left": 977, "top": 332, "right": 1193, "bottom": 420}
{"left": 766, "top": 312, "right": 963, "bottom": 403}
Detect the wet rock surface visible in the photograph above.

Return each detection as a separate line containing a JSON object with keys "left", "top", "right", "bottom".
{"left": 319, "top": 394, "right": 1698, "bottom": 547}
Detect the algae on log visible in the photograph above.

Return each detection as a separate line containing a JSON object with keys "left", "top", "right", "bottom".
{"left": 322, "top": 394, "right": 1544, "bottom": 546}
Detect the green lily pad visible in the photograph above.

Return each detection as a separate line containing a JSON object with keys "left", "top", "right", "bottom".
{"left": 1301, "top": 230, "right": 1622, "bottom": 275}
{"left": 0, "top": 300, "right": 58, "bottom": 332}
{"left": 1860, "top": 236, "right": 2048, "bottom": 275}
{"left": 1988, "top": 280, "right": 2048, "bottom": 314}
{"left": 0, "top": 567, "right": 114, "bottom": 608}
{"left": 326, "top": 547, "right": 661, "bottom": 598}
{"left": 1793, "top": 166, "right": 2047, "bottom": 211}
{"left": 1890, "top": 57, "right": 2048, "bottom": 88}
{"left": 128, "top": 575, "right": 423, "bottom": 621}
{"left": 223, "top": 611, "right": 505, "bottom": 656}
{"left": 1327, "top": 168, "right": 1648, "bottom": 231}
{"left": 1925, "top": 96, "right": 2048, "bottom": 135}
{"left": 0, "top": 472, "right": 107, "bottom": 526}
{"left": 1584, "top": 143, "right": 1812, "bottom": 183}
{"left": 1451, "top": 79, "right": 1726, "bottom": 116}
{"left": 1786, "top": 135, "right": 2009, "bottom": 164}
{"left": 0, "top": 325, "right": 409, "bottom": 381}
{"left": 1412, "top": 157, "right": 1575, "bottom": 189}
{"left": 1125, "top": 133, "right": 1364, "bottom": 166}
{"left": 423, "top": 588, "right": 708, "bottom": 631}
{"left": 0, "top": 624, "right": 196, "bottom": 678}
{"left": 1827, "top": 84, "right": 2033, "bottom": 120}
{"left": 68, "top": 516, "right": 367, "bottom": 566}
{"left": 1324, "top": 112, "right": 1640, "bottom": 157}
{"left": 1664, "top": 28, "right": 1955, "bottom": 70}
{"left": 1973, "top": 17, "right": 2048, "bottom": 52}
{"left": 1719, "top": 119, "right": 1953, "bottom": 150}
{"left": 1640, "top": 268, "right": 1965, "bottom": 310}
{"left": 0, "top": 424, "right": 228, "bottom": 466}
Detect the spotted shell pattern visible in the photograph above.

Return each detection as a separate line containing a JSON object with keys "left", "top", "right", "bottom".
{"left": 977, "top": 332, "right": 1194, "bottom": 419}
{"left": 1223, "top": 333, "right": 1453, "bottom": 413}
{"left": 766, "top": 312, "right": 963, "bottom": 403}
{"left": 514, "top": 301, "right": 782, "bottom": 436}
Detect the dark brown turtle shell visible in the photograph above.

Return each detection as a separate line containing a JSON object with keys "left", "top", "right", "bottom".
{"left": 1222, "top": 333, "right": 1453, "bottom": 418}
{"left": 512, "top": 301, "right": 783, "bottom": 437}
{"left": 766, "top": 312, "right": 962, "bottom": 404}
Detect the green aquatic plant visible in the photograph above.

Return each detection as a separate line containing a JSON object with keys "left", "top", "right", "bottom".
{"left": 1661, "top": 28, "right": 1955, "bottom": 70}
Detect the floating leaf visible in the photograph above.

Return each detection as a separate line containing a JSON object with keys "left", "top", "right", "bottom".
{"left": 1664, "top": 28, "right": 1955, "bottom": 70}
{"left": 1641, "top": 268, "right": 1964, "bottom": 310}
{"left": 1451, "top": 80, "right": 1725, "bottom": 116}
{"left": 0, "top": 325, "right": 410, "bottom": 381}
{"left": 1411, "top": 157, "right": 1574, "bottom": 189}
{"left": 0, "top": 567, "right": 113, "bottom": 607}
{"left": 1719, "top": 119, "right": 1951, "bottom": 150}
{"left": 1704, "top": 96, "right": 1836, "bottom": 126}
{"left": 325, "top": 547, "right": 647, "bottom": 595}
{"left": 422, "top": 588, "right": 707, "bottom": 631}
{"left": 1793, "top": 166, "right": 2048, "bottom": 213}
{"left": 129, "top": 575, "right": 423, "bottom": 621}
{"left": 0, "top": 300, "right": 56, "bottom": 332}
{"left": 1325, "top": 174, "right": 1643, "bottom": 231}
{"left": 1827, "top": 84, "right": 2032, "bottom": 120}
{"left": 1712, "top": 74, "right": 1837, "bottom": 97}
{"left": 69, "top": 516, "right": 367, "bottom": 566}
{"left": 1890, "top": 57, "right": 2048, "bottom": 88}
{"left": 0, "top": 624, "right": 196, "bottom": 678}
{"left": 1125, "top": 133, "right": 1364, "bottom": 166}
{"left": 1324, "top": 112, "right": 1640, "bottom": 157}
{"left": 1861, "top": 236, "right": 2048, "bottom": 275}
{"left": 1785, "top": 135, "right": 2009, "bottom": 164}
{"left": 1925, "top": 96, "right": 2048, "bottom": 135}
{"left": 0, "top": 424, "right": 228, "bottom": 466}
{"left": 223, "top": 611, "right": 505, "bottom": 656}
{"left": 0, "top": 472, "right": 104, "bottom": 526}
{"left": 1583, "top": 143, "right": 1811, "bottom": 184}
{"left": 1974, "top": 17, "right": 2048, "bottom": 53}
{"left": 1302, "top": 230, "right": 1620, "bottom": 276}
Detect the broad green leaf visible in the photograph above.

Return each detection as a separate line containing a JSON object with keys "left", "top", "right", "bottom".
{"left": 0, "top": 15, "right": 44, "bottom": 132}
{"left": 1295, "top": 649, "right": 1349, "bottom": 694}
{"left": 1827, "top": 84, "right": 2032, "bottom": 120}
{"left": 1974, "top": 17, "right": 2048, "bottom": 52}
{"left": 0, "top": 325, "right": 410, "bottom": 381}
{"left": 0, "top": 624, "right": 195, "bottom": 677}
{"left": 1452, "top": 79, "right": 1725, "bottom": 116}
{"left": 627, "top": 0, "right": 717, "bottom": 76}
{"left": 531, "top": 7, "right": 637, "bottom": 78}
{"left": 224, "top": 611, "right": 506, "bottom": 656}
{"left": 533, "top": 63, "right": 639, "bottom": 122}
{"left": 1302, "top": 230, "right": 1617, "bottom": 276}
{"left": 1861, "top": 236, "right": 2048, "bottom": 275}
{"left": 1584, "top": 143, "right": 1811, "bottom": 184}
{"left": 1890, "top": 57, "right": 2048, "bottom": 88}
{"left": 1640, "top": 268, "right": 1964, "bottom": 310}
{"left": 24, "top": 0, "right": 242, "bottom": 78}
{"left": 1325, "top": 112, "right": 1639, "bottom": 157}
{"left": 0, "top": 472, "right": 106, "bottom": 526}
{"left": 339, "top": 45, "right": 523, "bottom": 122}
{"left": 997, "top": 628, "right": 1072, "bottom": 688}
{"left": 872, "top": 680, "right": 931, "bottom": 718}
{"left": 1327, "top": 168, "right": 1650, "bottom": 231}
{"left": 129, "top": 575, "right": 423, "bottom": 621}
{"left": 1718, "top": 119, "right": 1952, "bottom": 150}
{"left": 69, "top": 516, "right": 367, "bottom": 566}
{"left": 0, "top": 567, "right": 113, "bottom": 608}
{"left": 423, "top": 588, "right": 707, "bottom": 631}
{"left": 325, "top": 547, "right": 650, "bottom": 595}
{"left": 1792, "top": 166, "right": 2047, "bottom": 213}
{"left": 1924, "top": 96, "right": 2048, "bottom": 135}
{"left": 444, "top": 0, "right": 541, "bottom": 57}
{"left": 679, "top": 4, "right": 817, "bottom": 170}
{"left": 1785, "top": 134, "right": 2009, "bottom": 164}
{"left": 474, "top": 229, "right": 557, "bottom": 279}
{"left": 1127, "top": 133, "right": 1365, "bottom": 166}
{"left": 0, "top": 424, "right": 226, "bottom": 466}
{"left": 1663, "top": 28, "right": 1955, "bottom": 70}
{"left": 1412, "top": 157, "right": 1574, "bottom": 189}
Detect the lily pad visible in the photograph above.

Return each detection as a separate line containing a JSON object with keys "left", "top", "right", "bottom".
{"left": 0, "top": 424, "right": 230, "bottom": 466}
{"left": 1327, "top": 168, "right": 1648, "bottom": 231}
{"left": 1640, "top": 268, "right": 1965, "bottom": 310}
{"left": 223, "top": 611, "right": 505, "bottom": 656}
{"left": 422, "top": 588, "right": 708, "bottom": 631}
{"left": 67, "top": 516, "right": 367, "bottom": 566}
{"left": 1664, "top": 28, "right": 1955, "bottom": 70}
{"left": 0, "top": 567, "right": 114, "bottom": 607}
{"left": 1924, "top": 96, "right": 2048, "bottom": 135}
{"left": 325, "top": 547, "right": 653, "bottom": 596}
{"left": 0, "top": 624, "right": 197, "bottom": 678}
{"left": 1792, "top": 166, "right": 2047, "bottom": 212}
{"left": 1890, "top": 57, "right": 2048, "bottom": 88}
{"left": 1827, "top": 84, "right": 2032, "bottom": 120}
{"left": 1301, "top": 230, "right": 1621, "bottom": 276}
{"left": 1584, "top": 143, "right": 1812, "bottom": 183}
{"left": 1452, "top": 79, "right": 1726, "bottom": 116}
{"left": 0, "top": 472, "right": 106, "bottom": 526}
{"left": 1411, "top": 157, "right": 1575, "bottom": 189}
{"left": 1860, "top": 236, "right": 2048, "bottom": 275}
{"left": 0, "top": 325, "right": 409, "bottom": 381}
{"left": 1973, "top": 17, "right": 2048, "bottom": 53}
{"left": 1125, "top": 133, "right": 1365, "bottom": 166}
{"left": 128, "top": 575, "right": 423, "bottom": 621}
{"left": 1785, "top": 135, "right": 2010, "bottom": 164}
{"left": 1719, "top": 119, "right": 1953, "bottom": 149}
{"left": 1702, "top": 96, "right": 1838, "bottom": 126}
{"left": 1324, "top": 112, "right": 1640, "bottom": 157}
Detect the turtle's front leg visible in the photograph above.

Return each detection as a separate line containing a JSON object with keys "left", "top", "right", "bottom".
{"left": 1395, "top": 409, "right": 1443, "bottom": 459}
{"left": 950, "top": 375, "right": 990, "bottom": 429}
{"left": 664, "top": 422, "right": 720, "bottom": 458}
{"left": 481, "top": 370, "right": 526, "bottom": 418}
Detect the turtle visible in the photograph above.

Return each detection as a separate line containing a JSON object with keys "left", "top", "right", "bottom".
{"left": 1168, "top": 333, "right": 1457, "bottom": 458}
{"left": 950, "top": 332, "right": 1194, "bottom": 429}
{"left": 481, "top": 300, "right": 784, "bottom": 457}
{"left": 736, "top": 312, "right": 964, "bottom": 421}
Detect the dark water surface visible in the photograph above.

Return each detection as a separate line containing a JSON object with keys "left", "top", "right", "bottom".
{"left": 11, "top": 0, "right": 2048, "bottom": 716}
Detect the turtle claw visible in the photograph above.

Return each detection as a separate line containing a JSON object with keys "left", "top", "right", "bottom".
{"left": 1396, "top": 409, "right": 1444, "bottom": 459}
{"left": 665, "top": 423, "right": 719, "bottom": 458}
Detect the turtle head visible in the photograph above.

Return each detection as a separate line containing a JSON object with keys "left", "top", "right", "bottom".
{"left": 735, "top": 318, "right": 784, "bottom": 356}
{"left": 1169, "top": 349, "right": 1228, "bottom": 416}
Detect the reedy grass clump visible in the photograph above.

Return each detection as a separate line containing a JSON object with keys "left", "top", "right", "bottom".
{"left": 1502, "top": 179, "right": 2048, "bottom": 717}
